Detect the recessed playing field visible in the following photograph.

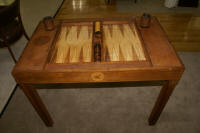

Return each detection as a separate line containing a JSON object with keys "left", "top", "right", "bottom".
{"left": 103, "top": 23, "right": 146, "bottom": 62}
{"left": 53, "top": 25, "right": 93, "bottom": 63}
{"left": 51, "top": 22, "right": 146, "bottom": 63}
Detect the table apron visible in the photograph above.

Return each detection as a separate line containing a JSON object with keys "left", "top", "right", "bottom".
{"left": 13, "top": 70, "right": 183, "bottom": 84}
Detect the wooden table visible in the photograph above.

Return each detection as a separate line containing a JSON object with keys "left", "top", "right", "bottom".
{"left": 12, "top": 17, "right": 184, "bottom": 127}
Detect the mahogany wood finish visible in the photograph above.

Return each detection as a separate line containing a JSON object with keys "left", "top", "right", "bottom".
{"left": 19, "top": 84, "right": 53, "bottom": 126}
{"left": 12, "top": 17, "right": 184, "bottom": 126}
{"left": 149, "top": 80, "right": 178, "bottom": 125}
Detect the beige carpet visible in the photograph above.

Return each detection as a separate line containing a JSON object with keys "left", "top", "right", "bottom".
{"left": 0, "top": 0, "right": 200, "bottom": 132}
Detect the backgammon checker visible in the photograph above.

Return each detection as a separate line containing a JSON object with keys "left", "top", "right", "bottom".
{"left": 12, "top": 16, "right": 184, "bottom": 126}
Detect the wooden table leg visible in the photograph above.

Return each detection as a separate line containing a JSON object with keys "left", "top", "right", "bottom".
{"left": 148, "top": 80, "right": 178, "bottom": 125}
{"left": 19, "top": 84, "right": 53, "bottom": 127}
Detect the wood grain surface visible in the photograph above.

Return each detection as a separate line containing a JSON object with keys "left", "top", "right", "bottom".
{"left": 55, "top": 0, "right": 200, "bottom": 51}
{"left": 103, "top": 24, "right": 146, "bottom": 61}
{"left": 51, "top": 21, "right": 147, "bottom": 63}
{"left": 54, "top": 25, "right": 93, "bottom": 63}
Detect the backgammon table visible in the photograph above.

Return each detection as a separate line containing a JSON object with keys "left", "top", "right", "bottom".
{"left": 12, "top": 16, "right": 184, "bottom": 126}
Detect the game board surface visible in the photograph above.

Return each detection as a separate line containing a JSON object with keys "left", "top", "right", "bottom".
{"left": 51, "top": 21, "right": 146, "bottom": 63}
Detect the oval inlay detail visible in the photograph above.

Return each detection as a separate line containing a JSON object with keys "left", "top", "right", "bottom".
{"left": 91, "top": 72, "right": 104, "bottom": 81}
{"left": 33, "top": 36, "right": 50, "bottom": 45}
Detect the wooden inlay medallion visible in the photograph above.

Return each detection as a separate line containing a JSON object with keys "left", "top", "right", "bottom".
{"left": 91, "top": 72, "right": 104, "bottom": 81}
{"left": 33, "top": 36, "right": 50, "bottom": 45}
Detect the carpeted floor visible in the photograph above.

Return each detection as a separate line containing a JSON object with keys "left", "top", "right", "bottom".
{"left": 0, "top": 0, "right": 200, "bottom": 132}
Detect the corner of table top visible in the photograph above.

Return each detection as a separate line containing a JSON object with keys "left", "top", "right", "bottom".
{"left": 135, "top": 16, "right": 184, "bottom": 69}
{"left": 12, "top": 20, "right": 60, "bottom": 73}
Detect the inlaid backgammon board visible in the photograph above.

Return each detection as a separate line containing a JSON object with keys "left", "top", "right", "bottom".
{"left": 48, "top": 20, "right": 150, "bottom": 67}
{"left": 12, "top": 17, "right": 184, "bottom": 127}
